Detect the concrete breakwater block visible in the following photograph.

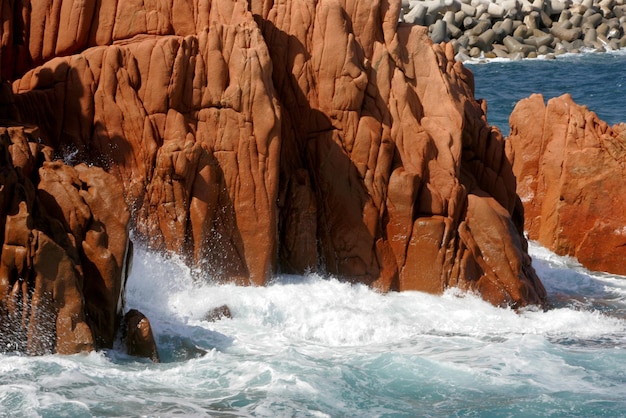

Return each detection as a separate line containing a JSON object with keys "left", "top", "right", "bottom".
{"left": 402, "top": 0, "right": 626, "bottom": 61}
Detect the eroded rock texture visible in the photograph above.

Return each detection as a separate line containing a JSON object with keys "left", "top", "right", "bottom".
{"left": 253, "top": 0, "right": 546, "bottom": 307}
{"left": 123, "top": 309, "right": 160, "bottom": 362}
{"left": 9, "top": 2, "right": 281, "bottom": 286}
{"left": 0, "top": 126, "right": 131, "bottom": 354}
{"left": 2, "top": 0, "right": 546, "bottom": 308}
{"left": 508, "top": 93, "right": 626, "bottom": 276}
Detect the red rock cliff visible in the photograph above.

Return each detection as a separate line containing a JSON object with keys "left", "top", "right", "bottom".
{"left": 508, "top": 93, "right": 626, "bottom": 276}
{"left": 2, "top": 0, "right": 546, "bottom": 308}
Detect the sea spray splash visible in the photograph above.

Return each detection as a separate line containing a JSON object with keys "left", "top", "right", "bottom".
{"left": 125, "top": 244, "right": 626, "bottom": 415}
{"left": 2, "top": 242, "right": 626, "bottom": 417}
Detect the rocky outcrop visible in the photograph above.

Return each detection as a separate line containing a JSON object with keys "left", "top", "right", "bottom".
{"left": 123, "top": 309, "right": 160, "bottom": 362}
{"left": 9, "top": 3, "right": 280, "bottom": 286}
{"left": 2, "top": 0, "right": 546, "bottom": 308}
{"left": 0, "top": 125, "right": 131, "bottom": 354}
{"left": 204, "top": 304, "right": 232, "bottom": 321}
{"left": 508, "top": 93, "right": 626, "bottom": 276}
{"left": 253, "top": 0, "right": 545, "bottom": 307}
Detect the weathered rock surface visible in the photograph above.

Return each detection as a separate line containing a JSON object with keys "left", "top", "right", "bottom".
{"left": 254, "top": 0, "right": 545, "bottom": 307}
{"left": 2, "top": 0, "right": 547, "bottom": 308}
{"left": 123, "top": 309, "right": 160, "bottom": 362}
{"left": 0, "top": 125, "right": 132, "bottom": 354}
{"left": 508, "top": 93, "right": 626, "bottom": 276}
{"left": 9, "top": 3, "right": 281, "bottom": 286}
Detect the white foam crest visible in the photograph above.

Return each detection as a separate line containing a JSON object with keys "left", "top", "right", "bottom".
{"left": 0, "top": 352, "right": 119, "bottom": 417}
{"left": 124, "top": 245, "right": 626, "bottom": 362}
{"left": 0, "top": 382, "right": 40, "bottom": 418}
{"left": 529, "top": 241, "right": 626, "bottom": 308}
{"left": 464, "top": 49, "right": 626, "bottom": 66}
{"left": 528, "top": 241, "right": 582, "bottom": 269}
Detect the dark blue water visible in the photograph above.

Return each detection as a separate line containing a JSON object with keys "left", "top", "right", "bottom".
{"left": 469, "top": 52, "right": 626, "bottom": 135}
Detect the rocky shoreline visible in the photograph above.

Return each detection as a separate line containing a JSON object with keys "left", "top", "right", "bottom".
{"left": 402, "top": 0, "right": 626, "bottom": 60}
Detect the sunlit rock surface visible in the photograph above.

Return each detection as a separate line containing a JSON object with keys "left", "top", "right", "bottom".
{"left": 1, "top": 0, "right": 546, "bottom": 329}
{"left": 508, "top": 93, "right": 626, "bottom": 276}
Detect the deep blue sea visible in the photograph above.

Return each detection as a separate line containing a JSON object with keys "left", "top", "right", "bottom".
{"left": 471, "top": 51, "right": 626, "bottom": 135}
{"left": 2, "top": 52, "right": 626, "bottom": 418}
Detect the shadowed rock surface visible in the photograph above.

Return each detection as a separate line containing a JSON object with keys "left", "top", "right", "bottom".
{"left": 508, "top": 93, "right": 626, "bottom": 276}
{"left": 204, "top": 304, "right": 232, "bottom": 322}
{"left": 0, "top": 125, "right": 131, "bottom": 354}
{"left": 1, "top": 0, "right": 546, "bottom": 327}
{"left": 123, "top": 309, "right": 160, "bottom": 362}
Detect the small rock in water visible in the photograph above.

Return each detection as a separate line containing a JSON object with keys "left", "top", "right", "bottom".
{"left": 204, "top": 305, "right": 233, "bottom": 322}
{"left": 123, "top": 309, "right": 160, "bottom": 363}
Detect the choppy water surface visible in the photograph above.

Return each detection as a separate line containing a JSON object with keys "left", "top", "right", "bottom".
{"left": 1, "top": 242, "right": 626, "bottom": 417}
{"left": 2, "top": 52, "right": 626, "bottom": 417}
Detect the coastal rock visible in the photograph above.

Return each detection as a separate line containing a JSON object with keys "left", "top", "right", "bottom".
{"left": 123, "top": 309, "right": 160, "bottom": 362}
{"left": 252, "top": 0, "right": 546, "bottom": 307}
{"left": 508, "top": 93, "right": 626, "bottom": 276}
{"left": 204, "top": 304, "right": 232, "bottom": 322}
{"left": 3, "top": 0, "right": 546, "bottom": 308}
{"left": 0, "top": 126, "right": 131, "bottom": 354}
{"left": 11, "top": 5, "right": 281, "bottom": 286}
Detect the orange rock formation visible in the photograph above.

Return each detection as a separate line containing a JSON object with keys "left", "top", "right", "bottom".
{"left": 0, "top": 125, "right": 131, "bottom": 354}
{"left": 508, "top": 93, "right": 626, "bottom": 276}
{"left": 123, "top": 309, "right": 160, "bottom": 362}
{"left": 0, "top": 0, "right": 547, "bottom": 356}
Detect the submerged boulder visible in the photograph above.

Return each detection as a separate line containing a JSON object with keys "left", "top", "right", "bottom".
{"left": 508, "top": 93, "right": 626, "bottom": 276}
{"left": 2, "top": 0, "right": 546, "bottom": 309}
{"left": 204, "top": 304, "right": 232, "bottom": 322}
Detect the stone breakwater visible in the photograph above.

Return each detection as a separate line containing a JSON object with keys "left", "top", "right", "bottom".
{"left": 402, "top": 0, "right": 626, "bottom": 60}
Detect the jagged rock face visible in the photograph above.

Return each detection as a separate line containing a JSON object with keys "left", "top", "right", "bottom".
{"left": 123, "top": 309, "right": 160, "bottom": 362}
{"left": 0, "top": 126, "right": 131, "bottom": 354}
{"left": 9, "top": 2, "right": 281, "bottom": 286}
{"left": 3, "top": 0, "right": 546, "bottom": 307}
{"left": 508, "top": 93, "right": 626, "bottom": 276}
{"left": 253, "top": 0, "right": 545, "bottom": 306}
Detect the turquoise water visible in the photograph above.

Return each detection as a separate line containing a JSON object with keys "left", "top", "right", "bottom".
{"left": 2, "top": 52, "right": 626, "bottom": 417}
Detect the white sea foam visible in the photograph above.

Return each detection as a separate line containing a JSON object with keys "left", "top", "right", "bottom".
{"left": 2, "top": 242, "right": 626, "bottom": 417}
{"left": 126, "top": 245, "right": 626, "bottom": 354}
{"left": 464, "top": 47, "right": 626, "bottom": 66}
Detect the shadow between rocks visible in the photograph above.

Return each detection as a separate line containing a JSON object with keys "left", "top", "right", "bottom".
{"left": 257, "top": 16, "right": 386, "bottom": 287}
